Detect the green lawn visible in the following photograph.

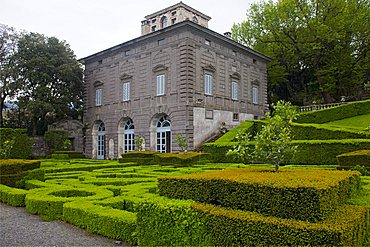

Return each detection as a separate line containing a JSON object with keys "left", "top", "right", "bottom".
{"left": 323, "top": 113, "right": 370, "bottom": 130}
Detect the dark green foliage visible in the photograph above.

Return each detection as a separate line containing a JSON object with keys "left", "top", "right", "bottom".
{"left": 206, "top": 139, "right": 370, "bottom": 165}
{"left": 136, "top": 198, "right": 211, "bottom": 246}
{"left": 0, "top": 128, "right": 33, "bottom": 159}
{"left": 16, "top": 168, "right": 45, "bottom": 189}
{"left": 292, "top": 139, "right": 370, "bottom": 165}
{"left": 297, "top": 100, "right": 370, "bottom": 123}
{"left": 119, "top": 151, "right": 210, "bottom": 166}
{"left": 63, "top": 201, "right": 137, "bottom": 245}
{"left": 0, "top": 184, "right": 27, "bottom": 206}
{"left": 158, "top": 168, "right": 360, "bottom": 222}
{"left": 44, "top": 130, "right": 69, "bottom": 151}
{"left": 193, "top": 203, "right": 369, "bottom": 246}
{"left": 53, "top": 151, "right": 85, "bottom": 159}
{"left": 291, "top": 123, "right": 370, "bottom": 140}
{"left": 337, "top": 150, "right": 370, "bottom": 172}
{"left": 0, "top": 159, "right": 41, "bottom": 187}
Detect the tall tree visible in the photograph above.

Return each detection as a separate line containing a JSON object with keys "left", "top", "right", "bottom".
{"left": 0, "top": 24, "right": 20, "bottom": 127}
{"left": 232, "top": 0, "right": 370, "bottom": 104}
{"left": 15, "top": 32, "right": 83, "bottom": 135}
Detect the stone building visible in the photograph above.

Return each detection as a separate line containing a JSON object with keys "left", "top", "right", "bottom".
{"left": 81, "top": 2, "right": 270, "bottom": 159}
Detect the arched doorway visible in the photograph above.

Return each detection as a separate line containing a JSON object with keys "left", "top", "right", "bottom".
{"left": 123, "top": 118, "right": 135, "bottom": 152}
{"left": 156, "top": 115, "right": 171, "bottom": 153}
{"left": 97, "top": 122, "right": 105, "bottom": 159}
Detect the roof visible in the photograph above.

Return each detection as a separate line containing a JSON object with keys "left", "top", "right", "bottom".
{"left": 144, "top": 2, "right": 211, "bottom": 20}
{"left": 80, "top": 20, "right": 271, "bottom": 63}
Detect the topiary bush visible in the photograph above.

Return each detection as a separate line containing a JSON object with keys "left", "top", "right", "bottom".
{"left": 0, "top": 184, "right": 28, "bottom": 206}
{"left": 192, "top": 203, "right": 369, "bottom": 246}
{"left": 0, "top": 160, "right": 41, "bottom": 187}
{"left": 336, "top": 150, "right": 370, "bottom": 171}
{"left": 158, "top": 168, "right": 361, "bottom": 222}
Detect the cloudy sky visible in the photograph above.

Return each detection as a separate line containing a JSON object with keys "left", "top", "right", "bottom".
{"left": 1, "top": 0, "right": 254, "bottom": 59}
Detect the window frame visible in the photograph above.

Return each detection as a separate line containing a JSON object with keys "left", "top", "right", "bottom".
{"left": 252, "top": 85, "right": 259, "bottom": 104}
{"left": 204, "top": 72, "right": 213, "bottom": 96}
{"left": 231, "top": 80, "right": 238, "bottom": 100}
{"left": 156, "top": 74, "right": 165, "bottom": 96}
{"left": 95, "top": 88, "right": 102, "bottom": 106}
{"left": 122, "top": 81, "right": 130, "bottom": 102}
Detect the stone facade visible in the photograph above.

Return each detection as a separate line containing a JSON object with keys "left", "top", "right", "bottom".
{"left": 81, "top": 4, "right": 269, "bottom": 159}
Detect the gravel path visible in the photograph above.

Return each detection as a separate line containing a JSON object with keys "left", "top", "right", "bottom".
{"left": 0, "top": 203, "right": 128, "bottom": 247}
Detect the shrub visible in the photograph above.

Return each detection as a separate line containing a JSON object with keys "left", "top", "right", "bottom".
{"left": 0, "top": 184, "right": 27, "bottom": 206}
{"left": 296, "top": 99, "right": 370, "bottom": 123}
{"left": 205, "top": 139, "right": 370, "bottom": 165}
{"left": 337, "top": 150, "right": 370, "bottom": 168}
{"left": 192, "top": 203, "right": 369, "bottom": 246}
{"left": 53, "top": 151, "right": 85, "bottom": 159}
{"left": 292, "top": 139, "right": 370, "bottom": 165}
{"left": 25, "top": 186, "right": 114, "bottom": 220}
{"left": 136, "top": 197, "right": 211, "bottom": 246}
{"left": 291, "top": 123, "right": 369, "bottom": 140}
{"left": 0, "top": 128, "right": 33, "bottom": 159}
{"left": 50, "top": 154, "right": 70, "bottom": 159}
{"left": 153, "top": 152, "right": 211, "bottom": 166}
{"left": 158, "top": 168, "right": 360, "bottom": 222}
{"left": 215, "top": 120, "right": 263, "bottom": 143}
{"left": 0, "top": 160, "right": 41, "bottom": 187}
{"left": 44, "top": 130, "right": 69, "bottom": 151}
{"left": 63, "top": 201, "right": 137, "bottom": 245}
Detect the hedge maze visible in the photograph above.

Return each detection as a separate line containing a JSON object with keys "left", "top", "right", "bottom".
{"left": 1, "top": 159, "right": 369, "bottom": 246}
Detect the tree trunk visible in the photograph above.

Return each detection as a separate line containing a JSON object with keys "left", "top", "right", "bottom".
{"left": 275, "top": 163, "right": 279, "bottom": 172}
{"left": 0, "top": 97, "right": 5, "bottom": 128}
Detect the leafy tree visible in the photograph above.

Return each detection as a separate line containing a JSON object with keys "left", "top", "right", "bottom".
{"left": 175, "top": 133, "right": 188, "bottom": 152}
{"left": 232, "top": 0, "right": 370, "bottom": 105}
{"left": 0, "top": 24, "right": 20, "bottom": 127}
{"left": 227, "top": 100, "right": 298, "bottom": 172}
{"left": 14, "top": 32, "right": 83, "bottom": 135}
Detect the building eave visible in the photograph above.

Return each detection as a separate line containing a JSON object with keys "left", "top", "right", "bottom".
{"left": 79, "top": 21, "right": 271, "bottom": 64}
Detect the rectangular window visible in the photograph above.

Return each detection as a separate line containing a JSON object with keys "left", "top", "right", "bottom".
{"left": 95, "top": 88, "right": 102, "bottom": 106}
{"left": 231, "top": 80, "right": 238, "bottom": 100}
{"left": 156, "top": 74, "right": 165, "bottom": 96}
{"left": 252, "top": 86, "right": 258, "bottom": 104}
{"left": 204, "top": 73, "right": 213, "bottom": 95}
{"left": 152, "top": 26, "right": 156, "bottom": 32}
{"left": 205, "top": 39, "right": 211, "bottom": 46}
{"left": 123, "top": 82, "right": 130, "bottom": 101}
{"left": 233, "top": 113, "right": 239, "bottom": 121}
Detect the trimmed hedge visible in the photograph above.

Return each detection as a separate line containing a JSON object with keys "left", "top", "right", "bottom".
{"left": 337, "top": 150, "right": 370, "bottom": 171}
{"left": 0, "top": 160, "right": 41, "bottom": 187}
{"left": 204, "top": 139, "right": 370, "bottom": 165}
{"left": 291, "top": 123, "right": 369, "bottom": 140}
{"left": 25, "top": 186, "right": 114, "bottom": 220}
{"left": 193, "top": 203, "right": 369, "bottom": 246}
{"left": 50, "top": 154, "right": 70, "bottom": 160}
{"left": 63, "top": 201, "right": 137, "bottom": 245}
{"left": 136, "top": 198, "right": 211, "bottom": 246}
{"left": 215, "top": 121, "right": 255, "bottom": 143}
{"left": 53, "top": 151, "right": 85, "bottom": 159}
{"left": 0, "top": 184, "right": 27, "bottom": 206}
{"left": 296, "top": 99, "right": 370, "bottom": 124}
{"left": 158, "top": 168, "right": 360, "bottom": 222}
{"left": 292, "top": 139, "right": 370, "bottom": 165}
{"left": 119, "top": 151, "right": 210, "bottom": 166}
{"left": 0, "top": 128, "right": 33, "bottom": 159}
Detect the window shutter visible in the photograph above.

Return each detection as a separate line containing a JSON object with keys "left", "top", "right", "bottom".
{"left": 123, "top": 82, "right": 130, "bottom": 101}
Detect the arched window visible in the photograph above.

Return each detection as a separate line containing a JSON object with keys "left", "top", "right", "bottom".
{"left": 156, "top": 115, "right": 171, "bottom": 153}
{"left": 97, "top": 122, "right": 105, "bottom": 159}
{"left": 121, "top": 119, "right": 135, "bottom": 152}
{"left": 161, "top": 16, "right": 168, "bottom": 28}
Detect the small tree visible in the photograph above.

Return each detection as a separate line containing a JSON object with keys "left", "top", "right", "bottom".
{"left": 135, "top": 136, "right": 145, "bottom": 151}
{"left": 175, "top": 133, "right": 188, "bottom": 152}
{"left": 227, "top": 100, "right": 298, "bottom": 172}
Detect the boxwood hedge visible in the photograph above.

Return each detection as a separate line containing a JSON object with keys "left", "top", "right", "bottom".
{"left": 296, "top": 99, "right": 370, "bottom": 124}
{"left": 192, "top": 203, "right": 369, "bottom": 246}
{"left": 337, "top": 150, "right": 370, "bottom": 170}
{"left": 0, "top": 184, "right": 27, "bottom": 206}
{"left": 158, "top": 168, "right": 360, "bottom": 222}
{"left": 63, "top": 201, "right": 137, "bottom": 245}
